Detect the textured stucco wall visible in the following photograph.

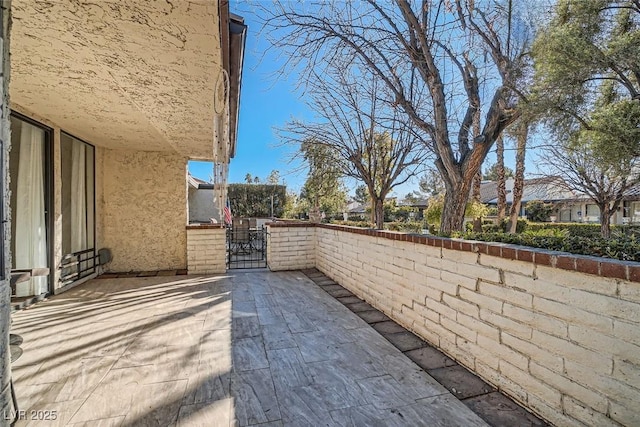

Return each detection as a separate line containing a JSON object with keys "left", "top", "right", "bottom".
{"left": 101, "top": 149, "right": 188, "bottom": 272}
{"left": 188, "top": 187, "right": 220, "bottom": 223}
{"left": 10, "top": 0, "right": 223, "bottom": 160}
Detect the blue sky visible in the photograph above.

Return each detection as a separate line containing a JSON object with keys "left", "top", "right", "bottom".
{"left": 188, "top": 3, "right": 540, "bottom": 199}
{"left": 188, "top": 2, "right": 309, "bottom": 193}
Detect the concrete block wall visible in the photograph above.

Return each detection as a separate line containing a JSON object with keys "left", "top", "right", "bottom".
{"left": 186, "top": 225, "right": 226, "bottom": 274}
{"left": 272, "top": 223, "right": 640, "bottom": 427}
{"left": 266, "top": 223, "right": 316, "bottom": 271}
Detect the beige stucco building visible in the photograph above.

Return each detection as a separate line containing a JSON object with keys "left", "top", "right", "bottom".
{"left": 8, "top": 0, "right": 244, "bottom": 291}
{"left": 1, "top": 0, "right": 245, "bottom": 412}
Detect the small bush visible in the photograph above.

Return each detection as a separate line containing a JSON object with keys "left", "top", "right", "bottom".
{"left": 521, "top": 228, "right": 569, "bottom": 238}
{"left": 526, "top": 222, "right": 601, "bottom": 237}
{"left": 330, "top": 220, "right": 373, "bottom": 228}
{"left": 384, "top": 221, "right": 423, "bottom": 233}
{"left": 526, "top": 200, "right": 554, "bottom": 222}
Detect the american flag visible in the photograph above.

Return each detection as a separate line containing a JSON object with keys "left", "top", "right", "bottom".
{"left": 223, "top": 199, "right": 232, "bottom": 224}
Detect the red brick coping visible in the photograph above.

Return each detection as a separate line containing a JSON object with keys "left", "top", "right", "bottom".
{"left": 186, "top": 224, "right": 226, "bottom": 229}
{"left": 267, "top": 222, "right": 640, "bottom": 283}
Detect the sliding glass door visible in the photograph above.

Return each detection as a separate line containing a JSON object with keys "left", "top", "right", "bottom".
{"left": 10, "top": 115, "right": 51, "bottom": 297}
{"left": 61, "top": 133, "right": 95, "bottom": 285}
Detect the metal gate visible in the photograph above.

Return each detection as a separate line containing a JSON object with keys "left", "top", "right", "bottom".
{"left": 227, "top": 225, "right": 267, "bottom": 269}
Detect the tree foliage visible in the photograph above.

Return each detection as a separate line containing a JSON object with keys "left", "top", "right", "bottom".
{"left": 227, "top": 184, "right": 287, "bottom": 218}
{"left": 266, "top": 170, "right": 281, "bottom": 185}
{"left": 354, "top": 185, "right": 371, "bottom": 206}
{"left": 418, "top": 168, "right": 445, "bottom": 198}
{"left": 299, "top": 140, "right": 347, "bottom": 221}
{"left": 425, "top": 195, "right": 489, "bottom": 231}
{"left": 483, "top": 162, "right": 515, "bottom": 181}
{"left": 532, "top": 0, "right": 640, "bottom": 163}
{"left": 531, "top": 0, "right": 640, "bottom": 238}
{"left": 525, "top": 200, "right": 555, "bottom": 222}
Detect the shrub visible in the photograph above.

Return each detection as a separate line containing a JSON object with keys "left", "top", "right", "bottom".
{"left": 526, "top": 222, "right": 601, "bottom": 237}
{"left": 494, "top": 218, "right": 528, "bottom": 233}
{"left": 330, "top": 220, "right": 372, "bottom": 228}
{"left": 384, "top": 221, "right": 423, "bottom": 233}
{"left": 461, "top": 231, "right": 640, "bottom": 261}
{"left": 525, "top": 200, "right": 554, "bottom": 222}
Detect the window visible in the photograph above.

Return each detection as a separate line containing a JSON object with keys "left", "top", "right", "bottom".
{"left": 60, "top": 133, "right": 95, "bottom": 284}
{"left": 9, "top": 114, "right": 52, "bottom": 296}
{"left": 585, "top": 204, "right": 600, "bottom": 217}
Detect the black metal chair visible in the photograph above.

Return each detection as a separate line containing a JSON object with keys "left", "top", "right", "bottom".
{"left": 231, "top": 218, "right": 251, "bottom": 255}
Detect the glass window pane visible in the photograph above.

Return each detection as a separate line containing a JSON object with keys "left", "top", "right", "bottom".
{"left": 61, "top": 133, "right": 95, "bottom": 282}
{"left": 10, "top": 116, "right": 49, "bottom": 296}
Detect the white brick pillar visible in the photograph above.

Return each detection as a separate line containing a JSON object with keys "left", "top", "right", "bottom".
{"left": 186, "top": 225, "right": 227, "bottom": 274}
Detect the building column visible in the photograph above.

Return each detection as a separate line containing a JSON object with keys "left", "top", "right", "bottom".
{"left": 0, "top": 0, "right": 12, "bottom": 416}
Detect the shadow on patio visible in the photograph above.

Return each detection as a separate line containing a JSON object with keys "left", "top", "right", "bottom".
{"left": 10, "top": 271, "right": 487, "bottom": 426}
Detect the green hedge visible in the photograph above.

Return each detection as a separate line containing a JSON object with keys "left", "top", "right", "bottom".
{"left": 384, "top": 221, "right": 425, "bottom": 233}
{"left": 526, "top": 222, "right": 640, "bottom": 238}
{"left": 330, "top": 220, "right": 373, "bottom": 228}
{"left": 328, "top": 219, "right": 640, "bottom": 260}
{"left": 461, "top": 232, "right": 640, "bottom": 261}
{"left": 228, "top": 184, "right": 286, "bottom": 218}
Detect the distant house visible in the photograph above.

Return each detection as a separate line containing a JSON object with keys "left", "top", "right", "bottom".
{"left": 480, "top": 178, "right": 640, "bottom": 224}
{"left": 397, "top": 197, "right": 429, "bottom": 219}
{"left": 188, "top": 175, "right": 219, "bottom": 224}
{"left": 346, "top": 201, "right": 367, "bottom": 219}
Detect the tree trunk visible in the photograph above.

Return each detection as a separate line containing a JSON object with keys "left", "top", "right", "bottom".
{"left": 370, "top": 199, "right": 376, "bottom": 225}
{"left": 309, "top": 207, "right": 322, "bottom": 223}
{"left": 508, "top": 122, "right": 528, "bottom": 234}
{"left": 441, "top": 174, "right": 472, "bottom": 234}
{"left": 471, "top": 103, "right": 482, "bottom": 233}
{"left": 374, "top": 198, "right": 384, "bottom": 229}
{"left": 599, "top": 202, "right": 612, "bottom": 239}
{"left": 496, "top": 134, "right": 507, "bottom": 221}
{"left": 472, "top": 171, "right": 482, "bottom": 232}
{"left": 441, "top": 190, "right": 469, "bottom": 234}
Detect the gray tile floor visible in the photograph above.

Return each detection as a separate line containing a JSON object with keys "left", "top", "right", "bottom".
{"left": 10, "top": 271, "right": 488, "bottom": 426}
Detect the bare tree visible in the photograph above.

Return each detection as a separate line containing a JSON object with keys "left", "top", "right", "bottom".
{"left": 263, "top": 0, "right": 533, "bottom": 232}
{"left": 281, "top": 66, "right": 428, "bottom": 229}
{"left": 539, "top": 139, "right": 640, "bottom": 238}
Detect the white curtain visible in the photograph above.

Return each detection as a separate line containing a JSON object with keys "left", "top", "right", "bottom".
{"left": 70, "top": 140, "right": 86, "bottom": 253}
{"left": 15, "top": 122, "right": 48, "bottom": 297}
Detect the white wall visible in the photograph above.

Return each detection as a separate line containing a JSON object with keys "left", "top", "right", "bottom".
{"left": 188, "top": 187, "right": 220, "bottom": 223}
{"left": 267, "top": 223, "right": 640, "bottom": 427}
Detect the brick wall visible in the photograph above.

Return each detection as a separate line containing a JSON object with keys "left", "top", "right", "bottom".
{"left": 186, "top": 225, "right": 226, "bottom": 274}
{"left": 271, "top": 222, "right": 640, "bottom": 427}
{"left": 266, "top": 223, "right": 316, "bottom": 271}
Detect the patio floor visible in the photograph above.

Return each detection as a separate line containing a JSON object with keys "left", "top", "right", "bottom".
{"left": 10, "top": 271, "right": 488, "bottom": 426}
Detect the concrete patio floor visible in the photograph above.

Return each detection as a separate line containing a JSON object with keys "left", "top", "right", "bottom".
{"left": 10, "top": 271, "right": 488, "bottom": 426}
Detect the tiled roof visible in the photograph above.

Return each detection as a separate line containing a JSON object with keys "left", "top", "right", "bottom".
{"left": 479, "top": 177, "right": 580, "bottom": 204}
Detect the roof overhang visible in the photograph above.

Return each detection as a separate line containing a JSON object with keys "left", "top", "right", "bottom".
{"left": 220, "top": 6, "right": 247, "bottom": 159}
{"left": 10, "top": 0, "right": 244, "bottom": 161}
